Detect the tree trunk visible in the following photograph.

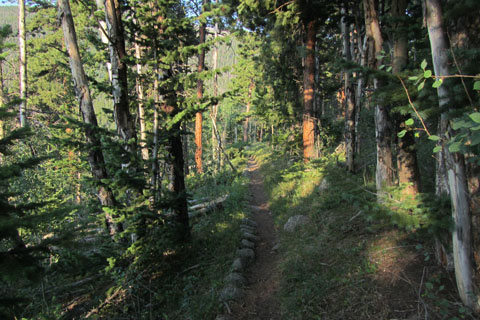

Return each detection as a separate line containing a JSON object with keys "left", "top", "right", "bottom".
{"left": 168, "top": 121, "right": 190, "bottom": 240}
{"left": 59, "top": 0, "right": 120, "bottom": 236}
{"left": 104, "top": 0, "right": 136, "bottom": 150}
{"left": 195, "top": 11, "right": 206, "bottom": 174}
{"left": 134, "top": 31, "right": 148, "bottom": 162}
{"left": 302, "top": 19, "right": 317, "bottom": 162}
{"left": 95, "top": 0, "right": 112, "bottom": 81}
{"left": 363, "top": 0, "right": 394, "bottom": 195}
{"left": 18, "top": 0, "right": 27, "bottom": 127}
{"left": 211, "top": 19, "right": 219, "bottom": 170}
{"left": 425, "top": 0, "right": 478, "bottom": 312}
{"left": 392, "top": 0, "right": 421, "bottom": 196}
{"left": 341, "top": 5, "right": 356, "bottom": 173}
{"left": 243, "top": 79, "right": 254, "bottom": 143}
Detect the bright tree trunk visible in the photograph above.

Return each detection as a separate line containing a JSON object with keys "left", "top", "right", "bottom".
{"left": 363, "top": 0, "right": 394, "bottom": 195}
{"left": 392, "top": 0, "right": 421, "bottom": 196}
{"left": 134, "top": 35, "right": 148, "bottom": 162}
{"left": 18, "top": 0, "right": 27, "bottom": 127}
{"left": 104, "top": 0, "right": 136, "bottom": 150}
{"left": 243, "top": 79, "right": 254, "bottom": 143}
{"left": 425, "top": 0, "right": 478, "bottom": 311}
{"left": 59, "top": 0, "right": 120, "bottom": 236}
{"left": 195, "top": 12, "right": 206, "bottom": 174}
{"left": 302, "top": 19, "right": 317, "bottom": 162}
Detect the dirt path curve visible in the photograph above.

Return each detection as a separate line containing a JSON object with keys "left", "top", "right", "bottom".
{"left": 231, "top": 158, "right": 281, "bottom": 320}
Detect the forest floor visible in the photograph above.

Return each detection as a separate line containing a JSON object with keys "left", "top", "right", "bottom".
{"left": 230, "top": 158, "right": 282, "bottom": 320}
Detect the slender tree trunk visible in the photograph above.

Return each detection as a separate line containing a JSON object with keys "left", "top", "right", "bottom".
{"left": 211, "top": 17, "right": 219, "bottom": 170}
{"left": 152, "top": 48, "right": 160, "bottom": 201}
{"left": 195, "top": 10, "right": 206, "bottom": 173}
{"left": 355, "top": 33, "right": 368, "bottom": 156}
{"left": 341, "top": 5, "right": 356, "bottom": 173}
{"left": 134, "top": 33, "right": 148, "bottom": 162}
{"left": 363, "top": 0, "right": 394, "bottom": 195}
{"left": 243, "top": 79, "right": 254, "bottom": 143}
{"left": 59, "top": 0, "right": 120, "bottom": 236}
{"left": 18, "top": 0, "right": 27, "bottom": 127}
{"left": 425, "top": 0, "right": 478, "bottom": 312}
{"left": 168, "top": 120, "right": 190, "bottom": 240}
{"left": 393, "top": 0, "right": 421, "bottom": 196}
{"left": 302, "top": 19, "right": 317, "bottom": 162}
{"left": 95, "top": 0, "right": 112, "bottom": 81}
{"left": 104, "top": 0, "right": 136, "bottom": 150}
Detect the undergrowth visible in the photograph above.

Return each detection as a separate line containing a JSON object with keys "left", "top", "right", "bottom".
{"left": 247, "top": 142, "right": 474, "bottom": 320}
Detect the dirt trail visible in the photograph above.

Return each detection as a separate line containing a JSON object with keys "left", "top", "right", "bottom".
{"left": 231, "top": 158, "right": 281, "bottom": 320}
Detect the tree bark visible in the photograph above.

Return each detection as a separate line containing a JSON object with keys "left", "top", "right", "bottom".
{"left": 302, "top": 19, "right": 317, "bottom": 162}
{"left": 341, "top": 5, "right": 356, "bottom": 173}
{"left": 425, "top": 0, "right": 478, "bottom": 312}
{"left": 211, "top": 17, "right": 220, "bottom": 171}
{"left": 134, "top": 28, "right": 148, "bottom": 162}
{"left": 392, "top": 0, "right": 421, "bottom": 196}
{"left": 104, "top": 0, "right": 137, "bottom": 150}
{"left": 243, "top": 79, "right": 254, "bottom": 143}
{"left": 195, "top": 10, "right": 206, "bottom": 174}
{"left": 363, "top": 0, "right": 394, "bottom": 195}
{"left": 59, "top": 0, "right": 120, "bottom": 236}
{"left": 18, "top": 0, "right": 27, "bottom": 127}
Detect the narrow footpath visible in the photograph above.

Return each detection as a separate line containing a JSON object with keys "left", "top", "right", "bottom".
{"left": 231, "top": 158, "right": 281, "bottom": 320}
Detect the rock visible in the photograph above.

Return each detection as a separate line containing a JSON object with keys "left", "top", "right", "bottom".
{"left": 243, "top": 231, "right": 259, "bottom": 242}
{"left": 219, "top": 286, "right": 244, "bottom": 301}
{"left": 231, "top": 258, "right": 244, "bottom": 272}
{"left": 283, "top": 215, "right": 311, "bottom": 232}
{"left": 318, "top": 179, "right": 329, "bottom": 192}
{"left": 237, "top": 248, "right": 255, "bottom": 265}
{"left": 241, "top": 239, "right": 255, "bottom": 249}
{"left": 240, "top": 225, "right": 256, "bottom": 234}
{"left": 271, "top": 243, "right": 280, "bottom": 253}
{"left": 216, "top": 316, "right": 233, "bottom": 320}
{"left": 225, "top": 272, "right": 246, "bottom": 286}
{"left": 242, "top": 218, "right": 258, "bottom": 228}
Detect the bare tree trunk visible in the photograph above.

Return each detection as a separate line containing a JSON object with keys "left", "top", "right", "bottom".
{"left": 393, "top": 0, "right": 421, "bottom": 196}
{"left": 341, "top": 5, "right": 356, "bottom": 173}
{"left": 95, "top": 0, "right": 112, "bottom": 81}
{"left": 151, "top": 48, "right": 160, "bottom": 201}
{"left": 243, "top": 79, "right": 254, "bottom": 143}
{"left": 211, "top": 17, "right": 219, "bottom": 171}
{"left": 59, "top": 0, "right": 120, "bottom": 236}
{"left": 18, "top": 0, "right": 27, "bottom": 127}
{"left": 425, "top": 0, "right": 478, "bottom": 312}
{"left": 195, "top": 9, "right": 206, "bottom": 174}
{"left": 302, "top": 19, "right": 317, "bottom": 162}
{"left": 363, "top": 0, "right": 394, "bottom": 196}
{"left": 104, "top": 0, "right": 136, "bottom": 150}
{"left": 134, "top": 31, "right": 148, "bottom": 162}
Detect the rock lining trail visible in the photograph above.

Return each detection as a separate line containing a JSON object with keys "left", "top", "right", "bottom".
{"left": 230, "top": 158, "right": 281, "bottom": 320}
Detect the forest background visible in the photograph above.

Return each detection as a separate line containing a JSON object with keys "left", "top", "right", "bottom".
{"left": 0, "top": 0, "right": 480, "bottom": 319}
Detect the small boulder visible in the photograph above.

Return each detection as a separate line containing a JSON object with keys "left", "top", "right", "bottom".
{"left": 237, "top": 248, "right": 255, "bottom": 265}
{"left": 240, "top": 225, "right": 256, "bottom": 234}
{"left": 243, "top": 232, "right": 259, "bottom": 242}
{"left": 271, "top": 243, "right": 280, "bottom": 253}
{"left": 219, "top": 286, "right": 244, "bottom": 302}
{"left": 225, "top": 272, "right": 246, "bottom": 286}
{"left": 231, "top": 258, "right": 244, "bottom": 272}
{"left": 283, "top": 215, "right": 311, "bottom": 232}
{"left": 241, "top": 239, "right": 255, "bottom": 249}
{"left": 318, "top": 179, "right": 329, "bottom": 192}
{"left": 242, "top": 218, "right": 258, "bottom": 228}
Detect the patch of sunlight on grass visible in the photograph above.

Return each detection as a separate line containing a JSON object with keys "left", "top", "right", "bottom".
{"left": 366, "top": 231, "right": 416, "bottom": 284}
{"left": 215, "top": 222, "right": 230, "bottom": 232}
